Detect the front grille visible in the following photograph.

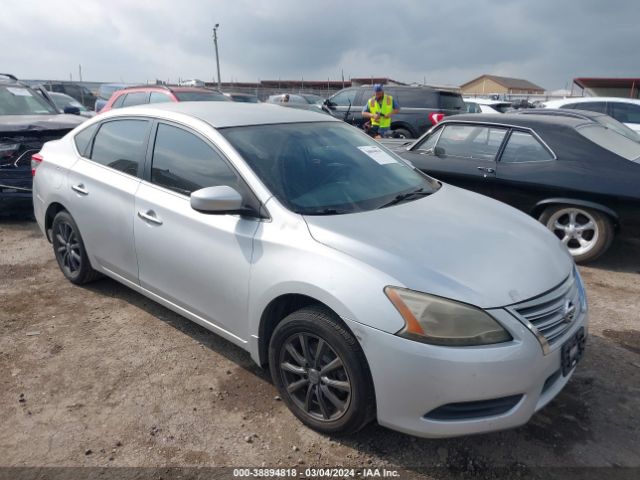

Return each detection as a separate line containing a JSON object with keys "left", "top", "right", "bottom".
{"left": 508, "top": 274, "right": 581, "bottom": 353}
{"left": 424, "top": 395, "right": 523, "bottom": 421}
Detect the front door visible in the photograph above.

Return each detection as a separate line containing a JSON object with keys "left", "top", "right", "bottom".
{"left": 404, "top": 123, "right": 507, "bottom": 197}
{"left": 134, "top": 122, "right": 260, "bottom": 342}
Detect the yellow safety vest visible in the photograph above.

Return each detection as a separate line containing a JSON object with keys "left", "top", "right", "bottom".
{"left": 368, "top": 95, "right": 394, "bottom": 128}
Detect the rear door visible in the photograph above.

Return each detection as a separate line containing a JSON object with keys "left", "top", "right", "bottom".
{"left": 404, "top": 123, "right": 507, "bottom": 196}
{"left": 134, "top": 121, "right": 260, "bottom": 341}
{"left": 66, "top": 118, "right": 151, "bottom": 283}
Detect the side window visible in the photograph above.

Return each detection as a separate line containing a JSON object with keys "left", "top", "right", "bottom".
{"left": 112, "top": 94, "right": 126, "bottom": 109}
{"left": 329, "top": 89, "right": 357, "bottom": 107}
{"left": 567, "top": 101, "right": 607, "bottom": 114}
{"left": 414, "top": 127, "right": 443, "bottom": 151}
{"left": 465, "top": 102, "right": 480, "bottom": 113}
{"left": 122, "top": 92, "right": 149, "bottom": 107}
{"left": 73, "top": 123, "right": 99, "bottom": 157}
{"left": 149, "top": 92, "right": 172, "bottom": 104}
{"left": 610, "top": 102, "right": 640, "bottom": 124}
{"left": 436, "top": 125, "right": 506, "bottom": 160}
{"left": 396, "top": 89, "right": 437, "bottom": 108}
{"left": 151, "top": 123, "right": 238, "bottom": 196}
{"left": 501, "top": 131, "right": 554, "bottom": 163}
{"left": 90, "top": 120, "right": 150, "bottom": 176}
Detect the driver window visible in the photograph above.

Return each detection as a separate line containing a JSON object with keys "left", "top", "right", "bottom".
{"left": 329, "top": 89, "right": 356, "bottom": 106}
{"left": 414, "top": 128, "right": 442, "bottom": 152}
{"left": 436, "top": 125, "right": 506, "bottom": 161}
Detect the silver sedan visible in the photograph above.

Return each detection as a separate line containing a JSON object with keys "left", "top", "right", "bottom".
{"left": 32, "top": 102, "right": 588, "bottom": 438}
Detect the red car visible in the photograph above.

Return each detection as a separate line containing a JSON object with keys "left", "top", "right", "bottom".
{"left": 99, "top": 85, "right": 229, "bottom": 113}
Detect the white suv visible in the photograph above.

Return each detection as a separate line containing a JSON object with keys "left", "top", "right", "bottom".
{"left": 543, "top": 97, "right": 640, "bottom": 133}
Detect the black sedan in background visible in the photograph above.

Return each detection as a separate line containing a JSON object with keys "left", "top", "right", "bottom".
{"left": 384, "top": 113, "right": 640, "bottom": 262}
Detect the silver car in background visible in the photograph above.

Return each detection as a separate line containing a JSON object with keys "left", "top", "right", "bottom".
{"left": 32, "top": 103, "right": 588, "bottom": 438}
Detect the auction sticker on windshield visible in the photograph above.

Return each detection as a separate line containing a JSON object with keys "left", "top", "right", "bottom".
{"left": 357, "top": 145, "right": 398, "bottom": 165}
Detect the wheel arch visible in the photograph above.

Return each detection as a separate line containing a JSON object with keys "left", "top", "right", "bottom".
{"left": 44, "top": 202, "right": 69, "bottom": 242}
{"left": 257, "top": 293, "right": 358, "bottom": 368}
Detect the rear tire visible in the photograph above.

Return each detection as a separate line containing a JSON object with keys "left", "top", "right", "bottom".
{"left": 539, "top": 205, "right": 614, "bottom": 263}
{"left": 51, "top": 211, "right": 101, "bottom": 284}
{"left": 269, "top": 305, "right": 375, "bottom": 435}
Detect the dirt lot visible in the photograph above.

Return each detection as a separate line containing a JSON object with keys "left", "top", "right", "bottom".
{"left": 1, "top": 218, "right": 639, "bottom": 477}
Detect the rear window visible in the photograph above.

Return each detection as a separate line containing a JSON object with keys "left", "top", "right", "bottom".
{"left": 577, "top": 125, "right": 640, "bottom": 162}
{"left": 174, "top": 91, "right": 229, "bottom": 102}
{"left": 122, "top": 92, "right": 149, "bottom": 107}
{"left": 438, "top": 92, "right": 465, "bottom": 112}
{"left": 90, "top": 120, "right": 150, "bottom": 175}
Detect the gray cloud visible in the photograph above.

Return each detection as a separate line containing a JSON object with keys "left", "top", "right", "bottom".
{"left": 2, "top": 0, "right": 638, "bottom": 89}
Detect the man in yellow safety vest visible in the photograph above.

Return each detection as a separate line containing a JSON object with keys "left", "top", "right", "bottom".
{"left": 362, "top": 84, "right": 400, "bottom": 138}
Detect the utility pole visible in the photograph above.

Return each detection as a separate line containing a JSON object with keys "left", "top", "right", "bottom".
{"left": 212, "top": 24, "right": 222, "bottom": 91}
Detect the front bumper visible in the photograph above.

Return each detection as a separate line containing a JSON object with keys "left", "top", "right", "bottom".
{"left": 344, "top": 306, "right": 588, "bottom": 438}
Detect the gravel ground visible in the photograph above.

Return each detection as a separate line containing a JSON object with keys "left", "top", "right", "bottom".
{"left": 1, "top": 218, "right": 639, "bottom": 478}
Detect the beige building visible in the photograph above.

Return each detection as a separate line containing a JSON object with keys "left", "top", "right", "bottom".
{"left": 461, "top": 74, "right": 545, "bottom": 95}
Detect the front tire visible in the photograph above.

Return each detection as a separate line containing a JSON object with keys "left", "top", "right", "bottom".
{"left": 51, "top": 210, "right": 100, "bottom": 284}
{"left": 269, "top": 305, "right": 375, "bottom": 435}
{"left": 539, "top": 205, "right": 614, "bottom": 263}
{"left": 392, "top": 127, "right": 412, "bottom": 139}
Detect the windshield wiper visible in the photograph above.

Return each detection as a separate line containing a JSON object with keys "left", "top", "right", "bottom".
{"left": 376, "top": 188, "right": 431, "bottom": 209}
{"left": 302, "top": 208, "right": 346, "bottom": 216}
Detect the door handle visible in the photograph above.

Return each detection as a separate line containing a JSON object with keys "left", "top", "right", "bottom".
{"left": 71, "top": 183, "right": 89, "bottom": 195}
{"left": 137, "top": 210, "right": 163, "bottom": 225}
{"left": 477, "top": 166, "right": 495, "bottom": 174}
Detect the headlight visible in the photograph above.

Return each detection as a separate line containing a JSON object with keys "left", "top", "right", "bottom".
{"left": 574, "top": 266, "right": 588, "bottom": 312}
{"left": 384, "top": 286, "right": 512, "bottom": 346}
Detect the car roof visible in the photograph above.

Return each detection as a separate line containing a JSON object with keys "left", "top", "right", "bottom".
{"left": 106, "top": 101, "right": 339, "bottom": 128}
{"left": 117, "top": 85, "right": 219, "bottom": 94}
{"left": 444, "top": 113, "right": 592, "bottom": 129}
{"left": 545, "top": 97, "right": 640, "bottom": 106}
{"left": 516, "top": 108, "right": 607, "bottom": 120}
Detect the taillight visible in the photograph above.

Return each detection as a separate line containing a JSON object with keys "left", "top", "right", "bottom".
{"left": 31, "top": 152, "right": 43, "bottom": 176}
{"left": 429, "top": 112, "right": 445, "bottom": 125}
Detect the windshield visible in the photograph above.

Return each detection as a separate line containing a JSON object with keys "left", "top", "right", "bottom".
{"left": 0, "top": 86, "right": 58, "bottom": 115}
{"left": 174, "top": 91, "right": 230, "bottom": 102}
{"left": 577, "top": 124, "right": 640, "bottom": 162}
{"left": 221, "top": 122, "right": 439, "bottom": 214}
{"left": 99, "top": 85, "right": 124, "bottom": 100}
{"left": 301, "top": 94, "right": 324, "bottom": 105}
{"left": 52, "top": 93, "right": 87, "bottom": 111}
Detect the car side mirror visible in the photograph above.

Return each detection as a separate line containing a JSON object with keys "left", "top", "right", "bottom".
{"left": 434, "top": 146, "right": 445, "bottom": 156}
{"left": 64, "top": 106, "right": 81, "bottom": 115}
{"left": 190, "top": 186, "right": 244, "bottom": 214}
{"left": 324, "top": 99, "right": 336, "bottom": 109}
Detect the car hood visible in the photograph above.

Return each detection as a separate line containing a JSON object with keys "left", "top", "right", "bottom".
{"left": 0, "top": 114, "right": 85, "bottom": 132}
{"left": 303, "top": 184, "right": 572, "bottom": 309}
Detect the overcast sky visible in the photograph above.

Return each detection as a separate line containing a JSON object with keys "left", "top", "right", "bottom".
{"left": 2, "top": 0, "right": 638, "bottom": 90}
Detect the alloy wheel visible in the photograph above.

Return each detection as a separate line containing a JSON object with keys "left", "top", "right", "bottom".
{"left": 54, "top": 221, "right": 82, "bottom": 276}
{"left": 546, "top": 207, "right": 599, "bottom": 257}
{"left": 278, "top": 333, "right": 351, "bottom": 422}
